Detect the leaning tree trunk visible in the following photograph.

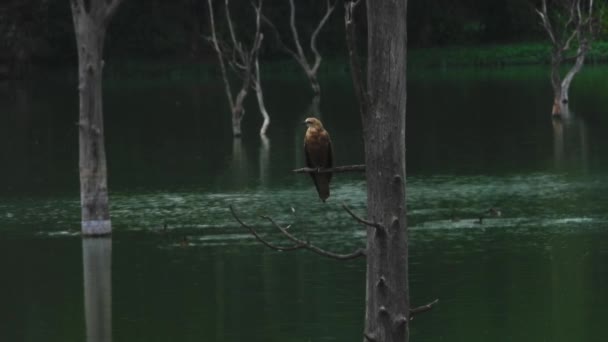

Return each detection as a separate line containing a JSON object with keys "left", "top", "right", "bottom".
{"left": 551, "top": 45, "right": 587, "bottom": 117}
{"left": 362, "top": 1, "right": 410, "bottom": 341}
{"left": 71, "top": 0, "right": 125, "bottom": 235}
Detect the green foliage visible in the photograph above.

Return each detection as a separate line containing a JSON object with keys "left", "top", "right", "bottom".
{"left": 409, "top": 41, "right": 608, "bottom": 68}
{"left": 1, "top": 0, "right": 608, "bottom": 74}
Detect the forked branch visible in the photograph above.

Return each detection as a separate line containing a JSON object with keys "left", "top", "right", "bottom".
{"left": 261, "top": 215, "right": 366, "bottom": 260}
{"left": 206, "top": 0, "right": 265, "bottom": 136}
{"left": 230, "top": 205, "right": 366, "bottom": 260}
{"left": 229, "top": 205, "right": 304, "bottom": 251}
{"left": 536, "top": 0, "right": 599, "bottom": 52}
{"left": 262, "top": 0, "right": 335, "bottom": 98}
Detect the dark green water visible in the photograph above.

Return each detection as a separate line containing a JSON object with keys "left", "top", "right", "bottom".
{"left": 1, "top": 65, "right": 608, "bottom": 341}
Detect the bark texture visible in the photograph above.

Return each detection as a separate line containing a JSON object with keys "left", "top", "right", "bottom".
{"left": 362, "top": 1, "right": 410, "bottom": 341}
{"left": 71, "top": 0, "right": 124, "bottom": 235}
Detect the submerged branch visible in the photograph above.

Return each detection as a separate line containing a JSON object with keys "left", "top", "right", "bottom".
{"left": 293, "top": 165, "right": 365, "bottom": 174}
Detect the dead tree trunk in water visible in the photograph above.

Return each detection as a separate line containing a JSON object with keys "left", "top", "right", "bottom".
{"left": 347, "top": 0, "right": 409, "bottom": 340}
{"left": 536, "top": 0, "right": 600, "bottom": 117}
{"left": 207, "top": 0, "right": 264, "bottom": 137}
{"left": 262, "top": 0, "right": 335, "bottom": 115}
{"left": 363, "top": 2, "right": 410, "bottom": 340}
{"left": 70, "top": 0, "right": 125, "bottom": 236}
{"left": 346, "top": 0, "right": 426, "bottom": 340}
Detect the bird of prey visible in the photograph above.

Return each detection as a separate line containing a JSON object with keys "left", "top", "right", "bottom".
{"left": 303, "top": 117, "right": 333, "bottom": 202}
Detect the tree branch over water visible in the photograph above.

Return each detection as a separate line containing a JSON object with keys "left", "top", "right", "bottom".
{"left": 229, "top": 205, "right": 304, "bottom": 252}
{"left": 342, "top": 204, "right": 384, "bottom": 231}
{"left": 230, "top": 205, "right": 366, "bottom": 260}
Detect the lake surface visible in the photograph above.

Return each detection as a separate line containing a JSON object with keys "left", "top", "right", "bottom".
{"left": 1, "top": 65, "right": 608, "bottom": 341}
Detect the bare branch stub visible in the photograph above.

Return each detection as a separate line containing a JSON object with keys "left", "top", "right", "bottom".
{"left": 409, "top": 299, "right": 439, "bottom": 320}
{"left": 363, "top": 332, "right": 378, "bottom": 342}
{"left": 342, "top": 203, "right": 384, "bottom": 231}
{"left": 229, "top": 205, "right": 304, "bottom": 252}
{"left": 293, "top": 164, "right": 365, "bottom": 174}
{"left": 105, "top": 0, "right": 126, "bottom": 23}
{"left": 260, "top": 215, "right": 366, "bottom": 260}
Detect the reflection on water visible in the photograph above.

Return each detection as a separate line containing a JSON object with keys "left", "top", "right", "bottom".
{"left": 552, "top": 115, "right": 589, "bottom": 172}
{"left": 82, "top": 238, "right": 112, "bottom": 342}
{"left": 1, "top": 66, "right": 608, "bottom": 341}
{"left": 259, "top": 135, "right": 270, "bottom": 186}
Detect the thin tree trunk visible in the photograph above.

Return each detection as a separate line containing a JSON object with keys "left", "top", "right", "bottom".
{"left": 207, "top": 0, "right": 263, "bottom": 137}
{"left": 560, "top": 46, "right": 587, "bottom": 102}
{"left": 74, "top": 13, "right": 111, "bottom": 235}
{"left": 363, "top": 1, "right": 409, "bottom": 341}
{"left": 550, "top": 54, "right": 564, "bottom": 116}
{"left": 254, "top": 59, "right": 270, "bottom": 136}
{"left": 231, "top": 104, "right": 245, "bottom": 137}
{"left": 71, "top": 0, "right": 125, "bottom": 235}
{"left": 550, "top": 47, "right": 586, "bottom": 117}
{"left": 308, "top": 72, "right": 321, "bottom": 99}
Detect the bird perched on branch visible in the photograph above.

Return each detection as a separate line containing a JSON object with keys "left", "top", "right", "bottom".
{"left": 304, "top": 117, "right": 333, "bottom": 202}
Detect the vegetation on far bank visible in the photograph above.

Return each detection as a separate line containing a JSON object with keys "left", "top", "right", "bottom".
{"left": 11, "top": 41, "right": 608, "bottom": 85}
{"left": 409, "top": 41, "right": 608, "bottom": 68}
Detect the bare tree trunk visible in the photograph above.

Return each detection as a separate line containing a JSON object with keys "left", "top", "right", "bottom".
{"left": 71, "top": 0, "right": 125, "bottom": 235}
{"left": 253, "top": 59, "right": 270, "bottom": 136}
{"left": 207, "top": 0, "right": 264, "bottom": 137}
{"left": 232, "top": 88, "right": 247, "bottom": 137}
{"left": 360, "top": 1, "right": 410, "bottom": 341}
{"left": 76, "top": 27, "right": 110, "bottom": 235}
{"left": 550, "top": 46, "right": 586, "bottom": 117}
{"left": 537, "top": 0, "right": 598, "bottom": 117}
{"left": 262, "top": 0, "right": 334, "bottom": 112}
{"left": 550, "top": 51, "right": 564, "bottom": 116}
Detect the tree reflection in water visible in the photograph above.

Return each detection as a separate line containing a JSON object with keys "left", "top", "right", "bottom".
{"left": 82, "top": 238, "right": 112, "bottom": 342}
